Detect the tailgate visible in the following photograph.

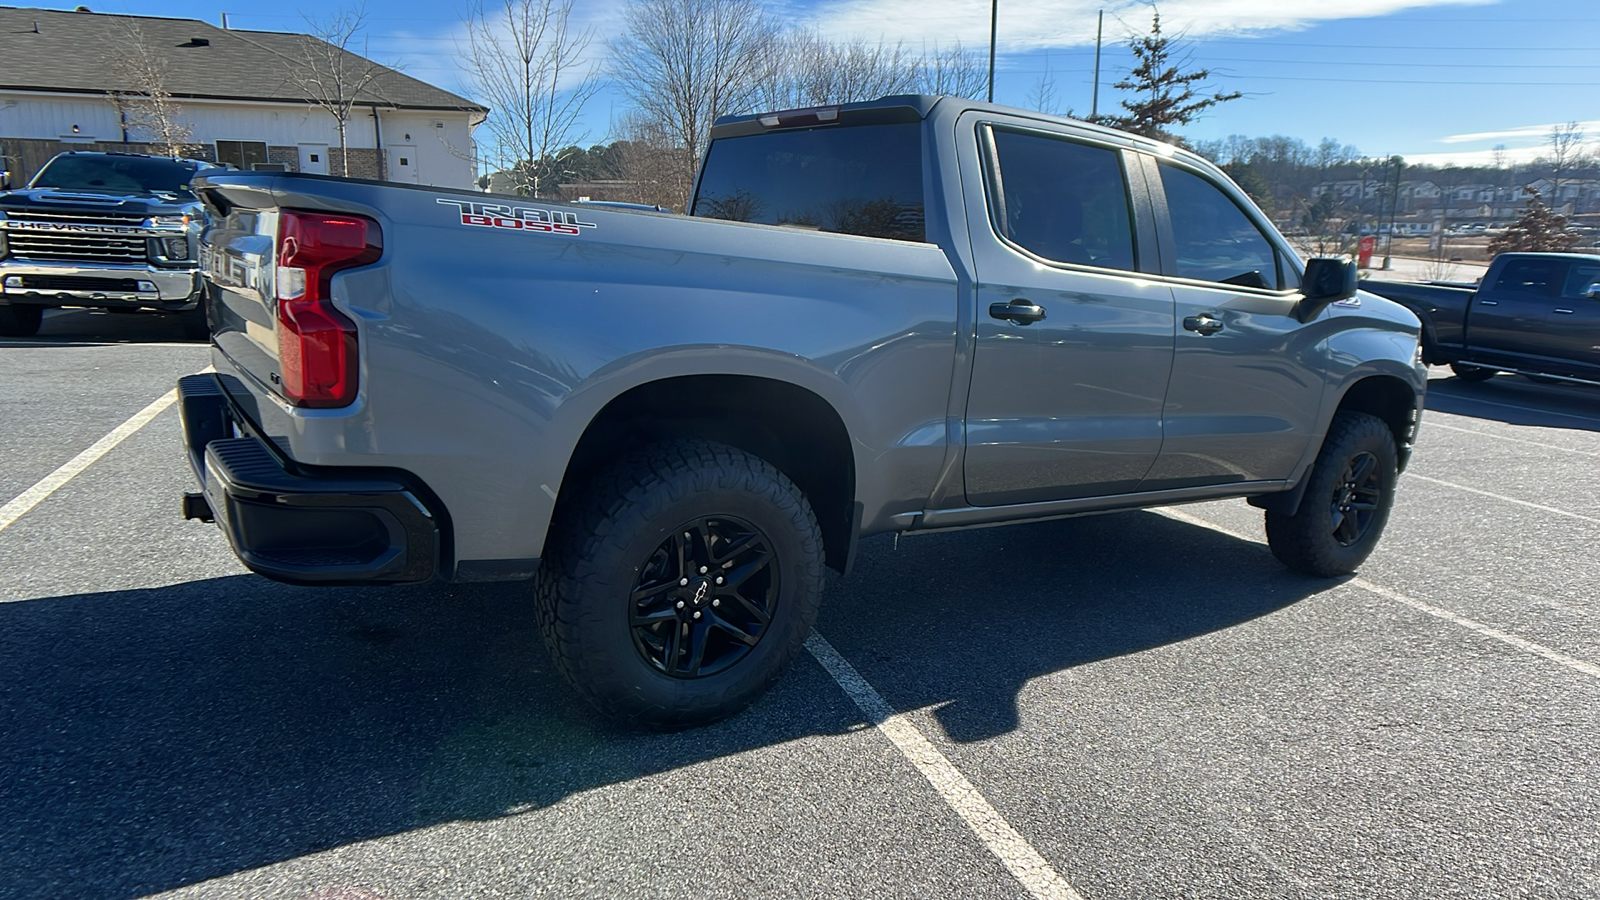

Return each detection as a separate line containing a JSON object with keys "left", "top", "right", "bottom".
{"left": 195, "top": 173, "right": 380, "bottom": 414}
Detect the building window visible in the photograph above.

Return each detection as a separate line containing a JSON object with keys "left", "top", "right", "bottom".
{"left": 215, "top": 140, "right": 269, "bottom": 170}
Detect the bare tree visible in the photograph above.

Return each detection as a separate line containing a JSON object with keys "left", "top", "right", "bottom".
{"left": 918, "top": 41, "right": 986, "bottom": 100}
{"left": 110, "top": 23, "right": 195, "bottom": 157}
{"left": 609, "top": 0, "right": 775, "bottom": 178}
{"left": 282, "top": 5, "right": 391, "bottom": 177}
{"left": 756, "top": 32, "right": 919, "bottom": 110}
{"left": 1025, "top": 51, "right": 1062, "bottom": 116}
{"left": 609, "top": 110, "right": 697, "bottom": 210}
{"left": 1545, "top": 121, "right": 1586, "bottom": 213}
{"left": 462, "top": 0, "right": 600, "bottom": 197}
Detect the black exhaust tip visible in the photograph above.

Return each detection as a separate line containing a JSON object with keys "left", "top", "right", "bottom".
{"left": 182, "top": 491, "right": 214, "bottom": 522}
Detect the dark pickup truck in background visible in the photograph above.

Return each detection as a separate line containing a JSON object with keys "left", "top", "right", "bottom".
{"left": 1363, "top": 252, "right": 1600, "bottom": 385}
{"left": 0, "top": 151, "right": 211, "bottom": 337}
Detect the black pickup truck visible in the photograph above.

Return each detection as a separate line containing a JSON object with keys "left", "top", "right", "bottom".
{"left": 1363, "top": 252, "right": 1600, "bottom": 385}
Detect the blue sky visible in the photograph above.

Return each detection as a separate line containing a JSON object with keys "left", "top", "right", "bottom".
{"left": 27, "top": 0, "right": 1600, "bottom": 166}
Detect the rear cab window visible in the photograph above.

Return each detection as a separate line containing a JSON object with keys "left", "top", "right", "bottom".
{"left": 692, "top": 122, "right": 925, "bottom": 242}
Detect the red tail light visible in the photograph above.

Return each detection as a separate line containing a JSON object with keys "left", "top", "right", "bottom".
{"left": 275, "top": 211, "right": 381, "bottom": 408}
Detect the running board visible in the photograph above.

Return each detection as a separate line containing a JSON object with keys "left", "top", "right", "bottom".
{"left": 1457, "top": 363, "right": 1600, "bottom": 388}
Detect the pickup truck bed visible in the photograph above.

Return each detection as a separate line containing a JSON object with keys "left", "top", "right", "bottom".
{"left": 180, "top": 94, "right": 1428, "bottom": 726}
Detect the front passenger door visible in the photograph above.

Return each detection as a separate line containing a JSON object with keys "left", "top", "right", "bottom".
{"left": 1141, "top": 159, "right": 1325, "bottom": 490}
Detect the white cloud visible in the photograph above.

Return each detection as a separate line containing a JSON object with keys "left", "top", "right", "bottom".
{"left": 803, "top": 0, "right": 1494, "bottom": 53}
{"left": 1440, "top": 120, "right": 1600, "bottom": 146}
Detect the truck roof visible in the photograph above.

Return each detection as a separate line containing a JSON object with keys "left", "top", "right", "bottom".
{"left": 709, "top": 93, "right": 1200, "bottom": 166}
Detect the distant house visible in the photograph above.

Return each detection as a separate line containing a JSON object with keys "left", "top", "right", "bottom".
{"left": 0, "top": 7, "right": 486, "bottom": 188}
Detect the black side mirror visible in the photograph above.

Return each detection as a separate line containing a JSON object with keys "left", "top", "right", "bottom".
{"left": 1297, "top": 257, "right": 1359, "bottom": 323}
{"left": 0, "top": 170, "right": 11, "bottom": 191}
{"left": 1584, "top": 282, "right": 1600, "bottom": 300}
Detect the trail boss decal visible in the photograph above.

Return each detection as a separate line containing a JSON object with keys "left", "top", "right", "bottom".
{"left": 436, "top": 198, "right": 597, "bottom": 235}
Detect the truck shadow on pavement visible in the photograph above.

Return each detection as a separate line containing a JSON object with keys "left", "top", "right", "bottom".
{"left": 1426, "top": 374, "right": 1600, "bottom": 432}
{"left": 0, "top": 510, "right": 1327, "bottom": 897}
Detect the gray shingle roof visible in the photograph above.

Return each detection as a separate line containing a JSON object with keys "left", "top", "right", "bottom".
{"left": 0, "top": 6, "right": 485, "bottom": 113}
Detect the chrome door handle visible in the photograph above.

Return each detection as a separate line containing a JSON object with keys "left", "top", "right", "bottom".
{"left": 1183, "top": 314, "right": 1224, "bottom": 336}
{"left": 1479, "top": 300, "right": 1499, "bottom": 306}
{"left": 1554, "top": 308, "right": 1575, "bottom": 314}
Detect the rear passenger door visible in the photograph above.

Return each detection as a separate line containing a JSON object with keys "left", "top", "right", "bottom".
{"left": 1139, "top": 158, "right": 1325, "bottom": 489}
{"left": 961, "top": 120, "right": 1173, "bottom": 506}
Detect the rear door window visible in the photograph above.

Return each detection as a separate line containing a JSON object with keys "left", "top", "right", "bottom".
{"left": 985, "top": 128, "right": 1138, "bottom": 272}
{"left": 692, "top": 123, "right": 925, "bottom": 242}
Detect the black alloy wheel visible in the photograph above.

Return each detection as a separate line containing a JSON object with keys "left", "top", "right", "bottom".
{"left": 629, "top": 516, "right": 777, "bottom": 678}
{"left": 1329, "top": 451, "right": 1382, "bottom": 547}
{"left": 536, "top": 440, "right": 825, "bottom": 729}
{"left": 1266, "top": 410, "right": 1398, "bottom": 577}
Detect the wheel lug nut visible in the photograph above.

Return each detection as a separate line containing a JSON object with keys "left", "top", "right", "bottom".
{"left": 676, "top": 601, "right": 685, "bottom": 609}
{"left": 699, "top": 566, "right": 708, "bottom": 574}
{"left": 680, "top": 577, "right": 689, "bottom": 586}
{"left": 715, "top": 576, "right": 724, "bottom": 585}
{"left": 712, "top": 599, "right": 720, "bottom": 607}
{"left": 693, "top": 611, "right": 702, "bottom": 619}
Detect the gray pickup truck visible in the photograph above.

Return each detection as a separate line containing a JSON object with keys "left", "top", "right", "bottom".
{"left": 178, "top": 95, "right": 1427, "bottom": 726}
{"left": 1363, "top": 252, "right": 1600, "bottom": 386}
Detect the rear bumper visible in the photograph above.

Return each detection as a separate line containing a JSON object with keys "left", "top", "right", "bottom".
{"left": 177, "top": 373, "right": 440, "bottom": 585}
{"left": 0, "top": 260, "right": 202, "bottom": 308}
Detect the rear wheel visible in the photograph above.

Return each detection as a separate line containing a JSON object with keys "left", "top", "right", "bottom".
{"left": 536, "top": 440, "right": 825, "bottom": 729}
{"left": 1266, "top": 410, "right": 1398, "bottom": 577}
{"left": 1450, "top": 362, "right": 1496, "bottom": 382}
{"left": 0, "top": 305, "right": 43, "bottom": 338}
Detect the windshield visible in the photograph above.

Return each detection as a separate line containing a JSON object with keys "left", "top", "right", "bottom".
{"left": 29, "top": 155, "right": 201, "bottom": 196}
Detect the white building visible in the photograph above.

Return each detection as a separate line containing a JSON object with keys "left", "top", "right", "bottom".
{"left": 0, "top": 7, "right": 485, "bottom": 188}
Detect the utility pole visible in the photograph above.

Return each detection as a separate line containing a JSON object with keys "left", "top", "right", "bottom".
{"left": 1090, "top": 10, "right": 1103, "bottom": 119}
{"left": 987, "top": 0, "right": 998, "bottom": 102}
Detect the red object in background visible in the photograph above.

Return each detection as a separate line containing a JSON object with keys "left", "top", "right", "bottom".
{"left": 1358, "top": 236, "right": 1376, "bottom": 267}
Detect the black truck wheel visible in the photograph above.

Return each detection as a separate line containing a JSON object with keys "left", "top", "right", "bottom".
{"left": 536, "top": 440, "right": 825, "bottom": 729}
{"left": 1265, "top": 411, "right": 1398, "bottom": 577}
{"left": 1450, "top": 362, "right": 1496, "bottom": 382}
{"left": 0, "top": 305, "right": 43, "bottom": 338}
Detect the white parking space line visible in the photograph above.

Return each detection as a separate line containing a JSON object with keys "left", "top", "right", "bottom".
{"left": 1405, "top": 473, "right": 1600, "bottom": 525}
{"left": 0, "top": 389, "right": 177, "bottom": 535}
{"left": 1424, "top": 419, "right": 1600, "bottom": 458}
{"left": 1155, "top": 508, "right": 1600, "bottom": 683}
{"left": 805, "top": 634, "right": 1086, "bottom": 900}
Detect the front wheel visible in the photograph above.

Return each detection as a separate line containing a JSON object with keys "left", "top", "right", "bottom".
{"left": 536, "top": 440, "right": 825, "bottom": 729}
{"left": 0, "top": 305, "right": 43, "bottom": 338}
{"left": 1266, "top": 411, "right": 1398, "bottom": 577}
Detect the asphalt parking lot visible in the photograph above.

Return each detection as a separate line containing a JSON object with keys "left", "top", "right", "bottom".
{"left": 2, "top": 307, "right": 1597, "bottom": 900}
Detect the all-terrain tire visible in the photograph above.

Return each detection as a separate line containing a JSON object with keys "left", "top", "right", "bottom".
{"left": 535, "top": 440, "right": 825, "bottom": 729}
{"left": 0, "top": 305, "right": 43, "bottom": 338}
{"left": 1450, "top": 362, "right": 1496, "bottom": 382}
{"left": 1266, "top": 410, "right": 1398, "bottom": 578}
